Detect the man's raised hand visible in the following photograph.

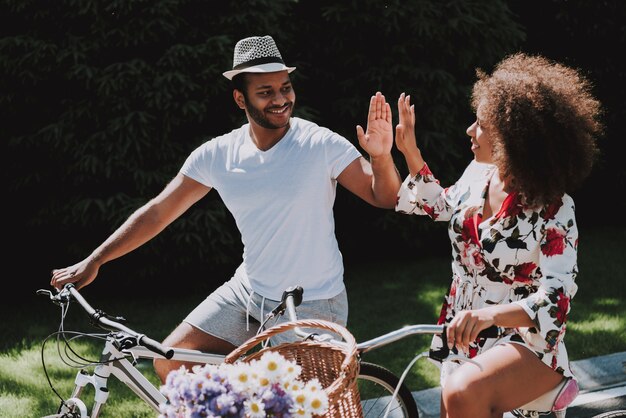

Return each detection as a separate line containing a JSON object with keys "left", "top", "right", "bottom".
{"left": 356, "top": 92, "right": 393, "bottom": 158}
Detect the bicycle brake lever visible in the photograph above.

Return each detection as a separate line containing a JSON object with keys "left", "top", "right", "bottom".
{"left": 104, "top": 312, "right": 127, "bottom": 323}
{"left": 37, "top": 288, "right": 71, "bottom": 305}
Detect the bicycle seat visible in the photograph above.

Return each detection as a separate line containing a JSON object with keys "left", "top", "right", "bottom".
{"left": 517, "top": 377, "right": 579, "bottom": 414}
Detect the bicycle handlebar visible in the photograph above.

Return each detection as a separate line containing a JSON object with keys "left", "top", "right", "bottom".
{"left": 38, "top": 284, "right": 174, "bottom": 359}
{"left": 279, "top": 285, "right": 502, "bottom": 357}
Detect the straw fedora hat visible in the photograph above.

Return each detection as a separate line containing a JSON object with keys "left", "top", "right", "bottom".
{"left": 222, "top": 35, "right": 296, "bottom": 80}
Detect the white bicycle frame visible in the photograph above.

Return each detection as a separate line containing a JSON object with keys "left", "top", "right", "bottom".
{"left": 61, "top": 339, "right": 226, "bottom": 418}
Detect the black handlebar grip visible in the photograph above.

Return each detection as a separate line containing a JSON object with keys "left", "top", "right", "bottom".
{"left": 429, "top": 325, "right": 502, "bottom": 362}
{"left": 140, "top": 335, "right": 174, "bottom": 359}
{"left": 282, "top": 286, "right": 303, "bottom": 307}
{"left": 477, "top": 325, "right": 501, "bottom": 339}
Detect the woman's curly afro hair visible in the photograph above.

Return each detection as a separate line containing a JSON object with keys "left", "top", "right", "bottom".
{"left": 471, "top": 52, "right": 603, "bottom": 207}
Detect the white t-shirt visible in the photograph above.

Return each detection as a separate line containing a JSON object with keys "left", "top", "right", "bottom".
{"left": 180, "top": 117, "right": 362, "bottom": 300}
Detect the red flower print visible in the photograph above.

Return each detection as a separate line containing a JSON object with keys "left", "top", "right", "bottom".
{"left": 556, "top": 291, "right": 569, "bottom": 324}
{"left": 437, "top": 301, "right": 449, "bottom": 325}
{"left": 542, "top": 199, "right": 563, "bottom": 220}
{"left": 496, "top": 192, "right": 523, "bottom": 219}
{"left": 419, "top": 164, "right": 433, "bottom": 177}
{"left": 469, "top": 345, "right": 478, "bottom": 358}
{"left": 551, "top": 356, "right": 558, "bottom": 369}
{"left": 513, "top": 262, "right": 537, "bottom": 284}
{"left": 423, "top": 204, "right": 438, "bottom": 220}
{"left": 542, "top": 228, "right": 566, "bottom": 257}
{"left": 462, "top": 214, "right": 481, "bottom": 246}
{"left": 471, "top": 250, "right": 484, "bottom": 269}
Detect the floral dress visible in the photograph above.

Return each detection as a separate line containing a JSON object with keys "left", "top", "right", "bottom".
{"left": 396, "top": 161, "right": 578, "bottom": 382}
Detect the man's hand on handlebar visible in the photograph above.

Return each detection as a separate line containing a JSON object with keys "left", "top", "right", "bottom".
{"left": 50, "top": 257, "right": 99, "bottom": 290}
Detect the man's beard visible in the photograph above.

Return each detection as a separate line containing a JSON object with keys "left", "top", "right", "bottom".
{"left": 245, "top": 98, "right": 292, "bottom": 129}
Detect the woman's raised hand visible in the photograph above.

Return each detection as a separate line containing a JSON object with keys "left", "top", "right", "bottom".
{"left": 395, "top": 93, "right": 425, "bottom": 175}
{"left": 395, "top": 92, "right": 418, "bottom": 156}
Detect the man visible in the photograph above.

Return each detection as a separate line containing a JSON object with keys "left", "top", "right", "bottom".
{"left": 51, "top": 35, "right": 401, "bottom": 382}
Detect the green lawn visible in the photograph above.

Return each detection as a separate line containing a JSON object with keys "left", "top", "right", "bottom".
{"left": 1, "top": 224, "right": 624, "bottom": 417}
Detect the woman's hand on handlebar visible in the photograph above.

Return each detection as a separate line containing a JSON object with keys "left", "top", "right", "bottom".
{"left": 446, "top": 308, "right": 496, "bottom": 354}
{"left": 51, "top": 257, "right": 100, "bottom": 290}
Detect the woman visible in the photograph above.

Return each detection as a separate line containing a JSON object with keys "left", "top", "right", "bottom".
{"left": 394, "top": 53, "right": 602, "bottom": 417}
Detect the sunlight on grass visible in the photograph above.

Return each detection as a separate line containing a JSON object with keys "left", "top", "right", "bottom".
{"left": 1, "top": 341, "right": 101, "bottom": 393}
{"left": 0, "top": 346, "right": 53, "bottom": 389}
{"left": 588, "top": 298, "right": 622, "bottom": 308}
{"left": 414, "top": 284, "right": 448, "bottom": 318}
{"left": 0, "top": 346, "right": 59, "bottom": 417}
{"left": 567, "top": 311, "right": 626, "bottom": 359}
{"left": 0, "top": 393, "right": 36, "bottom": 414}
{"left": 569, "top": 315, "right": 624, "bottom": 334}
{"left": 0, "top": 339, "right": 158, "bottom": 418}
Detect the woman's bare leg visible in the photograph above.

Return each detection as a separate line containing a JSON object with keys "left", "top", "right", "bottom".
{"left": 440, "top": 343, "right": 564, "bottom": 418}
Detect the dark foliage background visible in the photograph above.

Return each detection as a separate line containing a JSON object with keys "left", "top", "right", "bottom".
{"left": 3, "top": 0, "right": 624, "bottom": 299}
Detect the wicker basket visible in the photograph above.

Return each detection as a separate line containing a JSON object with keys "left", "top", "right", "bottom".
{"left": 224, "top": 319, "right": 363, "bottom": 418}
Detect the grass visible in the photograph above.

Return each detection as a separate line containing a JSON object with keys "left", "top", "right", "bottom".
{"left": 1, "top": 224, "right": 624, "bottom": 417}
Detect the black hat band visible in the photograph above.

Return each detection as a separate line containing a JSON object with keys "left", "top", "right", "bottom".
{"left": 233, "top": 56, "right": 286, "bottom": 70}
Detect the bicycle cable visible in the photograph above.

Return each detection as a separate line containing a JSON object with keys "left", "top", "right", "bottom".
{"left": 257, "top": 311, "right": 283, "bottom": 348}
{"left": 57, "top": 299, "right": 112, "bottom": 368}
{"left": 381, "top": 352, "right": 429, "bottom": 418}
{"left": 41, "top": 299, "right": 135, "bottom": 407}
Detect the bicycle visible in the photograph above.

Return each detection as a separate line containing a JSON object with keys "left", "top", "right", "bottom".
{"left": 38, "top": 284, "right": 626, "bottom": 418}
{"left": 38, "top": 283, "right": 415, "bottom": 418}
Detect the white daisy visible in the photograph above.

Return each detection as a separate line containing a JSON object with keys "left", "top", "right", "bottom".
{"left": 244, "top": 397, "right": 266, "bottom": 418}
{"left": 289, "top": 405, "right": 313, "bottom": 418}
{"left": 226, "top": 362, "right": 255, "bottom": 392}
{"left": 257, "top": 351, "right": 288, "bottom": 381}
{"left": 293, "top": 390, "right": 308, "bottom": 407}
{"left": 283, "top": 361, "right": 302, "bottom": 382}
{"left": 304, "top": 378, "right": 323, "bottom": 393}
{"left": 306, "top": 390, "right": 329, "bottom": 416}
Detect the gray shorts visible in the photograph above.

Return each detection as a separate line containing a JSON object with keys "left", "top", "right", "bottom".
{"left": 184, "top": 275, "right": 349, "bottom": 347}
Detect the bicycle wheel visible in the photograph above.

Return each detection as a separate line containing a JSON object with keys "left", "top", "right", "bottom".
{"left": 357, "top": 361, "right": 419, "bottom": 418}
{"left": 590, "top": 411, "right": 626, "bottom": 418}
